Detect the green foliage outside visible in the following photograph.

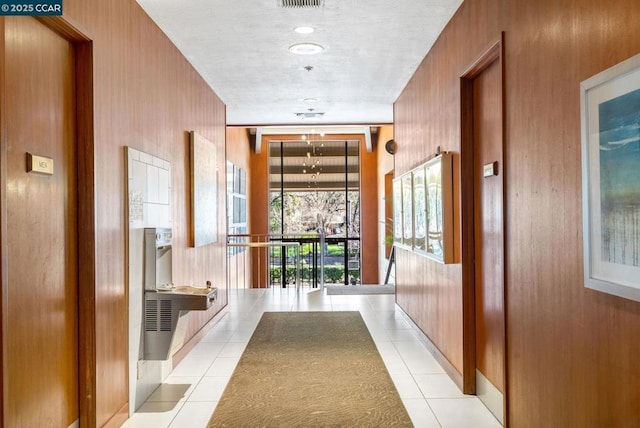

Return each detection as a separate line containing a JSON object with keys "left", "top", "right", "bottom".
{"left": 324, "top": 265, "right": 344, "bottom": 283}
{"left": 269, "top": 264, "right": 361, "bottom": 285}
{"left": 325, "top": 245, "right": 345, "bottom": 257}
{"left": 269, "top": 243, "right": 348, "bottom": 258}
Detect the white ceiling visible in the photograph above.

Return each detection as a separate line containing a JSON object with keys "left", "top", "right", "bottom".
{"left": 136, "top": 0, "right": 463, "bottom": 126}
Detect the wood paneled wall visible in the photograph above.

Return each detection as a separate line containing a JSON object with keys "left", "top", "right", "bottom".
{"left": 0, "top": 18, "right": 5, "bottom": 426}
{"left": 249, "top": 136, "right": 269, "bottom": 287}
{"left": 360, "top": 137, "right": 379, "bottom": 284}
{"left": 1, "top": 0, "right": 227, "bottom": 425}
{"left": 226, "top": 128, "right": 252, "bottom": 176}
{"left": 376, "top": 126, "right": 394, "bottom": 281}
{"left": 395, "top": 0, "right": 640, "bottom": 425}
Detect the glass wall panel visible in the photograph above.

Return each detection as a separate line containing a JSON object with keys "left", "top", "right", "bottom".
{"left": 268, "top": 138, "right": 361, "bottom": 286}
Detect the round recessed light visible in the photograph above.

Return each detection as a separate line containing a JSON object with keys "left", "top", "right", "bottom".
{"left": 289, "top": 43, "right": 324, "bottom": 55}
{"left": 294, "top": 26, "right": 315, "bottom": 34}
{"left": 303, "top": 98, "right": 318, "bottom": 104}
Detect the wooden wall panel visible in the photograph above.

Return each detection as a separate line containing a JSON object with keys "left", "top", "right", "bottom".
{"left": 226, "top": 128, "right": 252, "bottom": 169}
{"left": 376, "top": 125, "right": 394, "bottom": 280}
{"left": 504, "top": 0, "right": 640, "bottom": 425}
{"left": 0, "top": 0, "right": 228, "bottom": 425}
{"left": 360, "top": 140, "right": 379, "bottom": 284}
{"left": 395, "top": 0, "right": 640, "bottom": 425}
{"left": 394, "top": 0, "right": 502, "bottom": 376}
{"left": 0, "top": 17, "right": 5, "bottom": 427}
{"left": 249, "top": 137, "right": 269, "bottom": 287}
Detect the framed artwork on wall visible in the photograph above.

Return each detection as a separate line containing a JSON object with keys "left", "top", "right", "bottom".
{"left": 190, "top": 131, "right": 218, "bottom": 247}
{"left": 392, "top": 153, "right": 454, "bottom": 263}
{"left": 424, "top": 153, "right": 454, "bottom": 263}
{"left": 412, "top": 166, "right": 427, "bottom": 252}
{"left": 392, "top": 177, "right": 403, "bottom": 245}
{"left": 401, "top": 174, "right": 413, "bottom": 248}
{"left": 581, "top": 52, "right": 640, "bottom": 302}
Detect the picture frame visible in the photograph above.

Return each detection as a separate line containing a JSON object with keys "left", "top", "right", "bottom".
{"left": 581, "top": 53, "right": 640, "bottom": 302}
{"left": 392, "top": 177, "right": 403, "bottom": 245}
{"left": 424, "top": 153, "right": 454, "bottom": 263}
{"left": 401, "top": 174, "right": 413, "bottom": 248}
{"left": 412, "top": 166, "right": 427, "bottom": 252}
{"left": 190, "top": 131, "right": 218, "bottom": 247}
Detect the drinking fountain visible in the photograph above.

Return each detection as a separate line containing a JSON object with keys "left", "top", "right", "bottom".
{"left": 143, "top": 228, "right": 217, "bottom": 360}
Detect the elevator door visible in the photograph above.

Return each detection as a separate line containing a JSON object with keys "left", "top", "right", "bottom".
{"left": 473, "top": 56, "right": 505, "bottom": 423}
{"left": 4, "top": 16, "right": 79, "bottom": 426}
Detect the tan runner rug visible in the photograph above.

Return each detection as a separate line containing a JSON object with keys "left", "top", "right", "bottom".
{"left": 208, "top": 311, "right": 412, "bottom": 427}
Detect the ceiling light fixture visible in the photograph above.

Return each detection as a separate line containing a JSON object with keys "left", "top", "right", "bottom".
{"left": 294, "top": 26, "right": 315, "bottom": 34}
{"left": 300, "top": 131, "right": 324, "bottom": 187}
{"left": 289, "top": 43, "right": 324, "bottom": 55}
{"left": 295, "top": 112, "right": 325, "bottom": 119}
{"left": 302, "top": 98, "right": 318, "bottom": 104}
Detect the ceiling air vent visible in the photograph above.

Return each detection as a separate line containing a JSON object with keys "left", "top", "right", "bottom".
{"left": 280, "top": 0, "right": 324, "bottom": 8}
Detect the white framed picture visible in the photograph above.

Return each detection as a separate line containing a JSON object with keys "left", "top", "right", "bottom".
{"left": 401, "top": 174, "right": 413, "bottom": 248}
{"left": 424, "top": 153, "right": 454, "bottom": 264}
{"left": 392, "top": 177, "right": 403, "bottom": 245}
{"left": 412, "top": 166, "right": 427, "bottom": 253}
{"left": 581, "top": 53, "right": 640, "bottom": 302}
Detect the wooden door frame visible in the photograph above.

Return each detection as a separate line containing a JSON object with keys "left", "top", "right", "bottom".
{"left": 0, "top": 16, "right": 97, "bottom": 427}
{"left": 460, "top": 33, "right": 508, "bottom": 420}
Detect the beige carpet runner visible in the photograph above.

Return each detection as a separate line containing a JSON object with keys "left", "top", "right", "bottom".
{"left": 208, "top": 311, "right": 412, "bottom": 427}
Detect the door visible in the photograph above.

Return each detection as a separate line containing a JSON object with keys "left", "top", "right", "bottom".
{"left": 472, "top": 56, "right": 505, "bottom": 423}
{"left": 4, "top": 16, "right": 79, "bottom": 426}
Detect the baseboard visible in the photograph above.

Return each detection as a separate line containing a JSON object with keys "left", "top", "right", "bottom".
{"left": 102, "top": 402, "right": 129, "bottom": 428}
{"left": 395, "top": 304, "right": 465, "bottom": 392}
{"left": 476, "top": 369, "right": 504, "bottom": 425}
{"left": 172, "top": 305, "right": 229, "bottom": 368}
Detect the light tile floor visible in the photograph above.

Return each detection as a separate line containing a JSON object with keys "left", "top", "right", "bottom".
{"left": 123, "top": 288, "right": 501, "bottom": 428}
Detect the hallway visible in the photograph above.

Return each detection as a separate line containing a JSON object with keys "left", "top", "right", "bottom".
{"left": 124, "top": 288, "right": 501, "bottom": 427}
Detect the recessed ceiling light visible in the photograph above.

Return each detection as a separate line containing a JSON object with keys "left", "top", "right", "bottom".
{"left": 289, "top": 43, "right": 324, "bottom": 55}
{"left": 303, "top": 98, "right": 318, "bottom": 104}
{"left": 294, "top": 26, "right": 315, "bottom": 34}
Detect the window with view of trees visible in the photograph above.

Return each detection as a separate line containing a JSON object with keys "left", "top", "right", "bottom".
{"left": 269, "top": 139, "right": 361, "bottom": 286}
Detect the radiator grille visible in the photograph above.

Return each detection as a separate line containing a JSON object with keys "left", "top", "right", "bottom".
{"left": 160, "top": 299, "right": 173, "bottom": 331}
{"left": 145, "top": 300, "right": 157, "bottom": 332}
{"left": 279, "top": 0, "right": 323, "bottom": 8}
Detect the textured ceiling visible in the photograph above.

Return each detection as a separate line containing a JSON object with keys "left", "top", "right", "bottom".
{"left": 136, "top": 0, "right": 463, "bottom": 125}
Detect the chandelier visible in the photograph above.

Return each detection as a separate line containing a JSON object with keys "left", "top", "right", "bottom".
{"left": 301, "top": 132, "right": 324, "bottom": 187}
